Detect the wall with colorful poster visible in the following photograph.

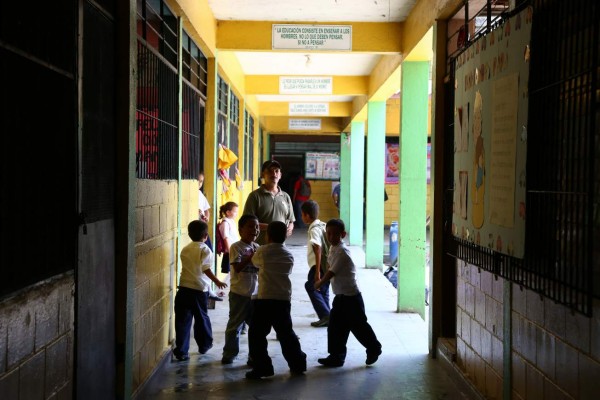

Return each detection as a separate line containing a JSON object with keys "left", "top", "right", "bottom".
{"left": 305, "top": 152, "right": 340, "bottom": 180}
{"left": 452, "top": 7, "right": 532, "bottom": 258}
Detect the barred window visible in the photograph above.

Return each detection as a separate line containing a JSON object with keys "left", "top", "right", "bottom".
{"left": 182, "top": 30, "right": 208, "bottom": 97}
{"left": 136, "top": 0, "right": 178, "bottom": 68}
{"left": 244, "top": 109, "right": 255, "bottom": 181}
{"left": 136, "top": 41, "right": 178, "bottom": 179}
{"left": 229, "top": 92, "right": 240, "bottom": 179}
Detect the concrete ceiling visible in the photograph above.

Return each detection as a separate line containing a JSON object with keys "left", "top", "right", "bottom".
{"left": 206, "top": 0, "right": 421, "bottom": 128}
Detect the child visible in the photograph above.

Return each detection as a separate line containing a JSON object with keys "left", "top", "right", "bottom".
{"left": 246, "top": 221, "right": 307, "bottom": 379}
{"left": 315, "top": 219, "right": 382, "bottom": 367}
{"left": 221, "top": 214, "right": 260, "bottom": 364}
{"left": 173, "top": 220, "right": 227, "bottom": 361}
{"left": 300, "top": 200, "right": 330, "bottom": 327}
{"left": 218, "top": 201, "right": 239, "bottom": 295}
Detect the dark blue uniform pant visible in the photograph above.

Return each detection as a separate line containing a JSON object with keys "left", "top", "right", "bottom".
{"left": 328, "top": 293, "right": 381, "bottom": 361}
{"left": 174, "top": 287, "right": 212, "bottom": 355}
{"left": 305, "top": 266, "right": 331, "bottom": 319}
{"left": 249, "top": 299, "right": 306, "bottom": 372}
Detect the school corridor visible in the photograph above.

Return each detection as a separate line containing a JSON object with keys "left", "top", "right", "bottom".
{"left": 138, "top": 229, "right": 475, "bottom": 400}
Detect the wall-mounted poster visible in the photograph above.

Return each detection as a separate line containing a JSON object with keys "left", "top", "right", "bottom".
{"left": 452, "top": 7, "right": 532, "bottom": 258}
{"left": 305, "top": 152, "right": 340, "bottom": 180}
{"left": 385, "top": 143, "right": 399, "bottom": 184}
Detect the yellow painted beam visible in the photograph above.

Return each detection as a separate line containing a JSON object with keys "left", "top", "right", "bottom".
{"left": 217, "top": 21, "right": 402, "bottom": 53}
{"left": 369, "top": 55, "right": 402, "bottom": 101}
{"left": 168, "top": 0, "right": 217, "bottom": 56}
{"left": 259, "top": 102, "right": 352, "bottom": 117}
{"left": 403, "top": 0, "right": 461, "bottom": 58}
{"left": 245, "top": 75, "right": 369, "bottom": 95}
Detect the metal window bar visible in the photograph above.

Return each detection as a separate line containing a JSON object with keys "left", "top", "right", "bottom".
{"left": 182, "top": 82, "right": 205, "bottom": 179}
{"left": 136, "top": 40, "right": 179, "bottom": 179}
{"left": 444, "top": 0, "right": 598, "bottom": 316}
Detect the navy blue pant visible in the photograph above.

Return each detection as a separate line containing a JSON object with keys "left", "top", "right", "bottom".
{"left": 174, "top": 287, "right": 213, "bottom": 356}
{"left": 327, "top": 293, "right": 381, "bottom": 361}
{"left": 305, "top": 266, "right": 330, "bottom": 319}
{"left": 249, "top": 299, "right": 306, "bottom": 373}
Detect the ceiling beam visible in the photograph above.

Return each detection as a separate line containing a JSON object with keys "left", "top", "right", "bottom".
{"left": 217, "top": 21, "right": 403, "bottom": 53}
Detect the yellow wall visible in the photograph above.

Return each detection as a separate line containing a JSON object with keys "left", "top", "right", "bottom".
{"left": 133, "top": 179, "right": 197, "bottom": 391}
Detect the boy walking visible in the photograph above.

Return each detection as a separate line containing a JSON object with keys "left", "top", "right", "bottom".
{"left": 300, "top": 200, "right": 331, "bottom": 327}
{"left": 222, "top": 214, "right": 260, "bottom": 364}
{"left": 173, "top": 220, "right": 227, "bottom": 361}
{"left": 246, "top": 221, "right": 307, "bottom": 379}
{"left": 315, "top": 219, "right": 382, "bottom": 367}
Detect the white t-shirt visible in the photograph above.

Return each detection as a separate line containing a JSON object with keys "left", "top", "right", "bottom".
{"left": 219, "top": 217, "right": 239, "bottom": 248}
{"left": 198, "top": 190, "right": 210, "bottom": 212}
{"left": 252, "top": 243, "right": 294, "bottom": 301}
{"left": 179, "top": 241, "right": 213, "bottom": 291}
{"left": 328, "top": 242, "right": 360, "bottom": 296}
{"left": 306, "top": 219, "right": 326, "bottom": 268}
{"left": 229, "top": 240, "right": 260, "bottom": 297}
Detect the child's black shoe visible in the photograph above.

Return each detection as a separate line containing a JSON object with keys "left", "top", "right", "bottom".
{"left": 317, "top": 356, "right": 344, "bottom": 367}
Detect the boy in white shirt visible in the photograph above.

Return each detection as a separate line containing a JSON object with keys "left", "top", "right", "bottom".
{"left": 174, "top": 220, "right": 227, "bottom": 361}
{"left": 221, "top": 214, "right": 260, "bottom": 364}
{"left": 315, "top": 219, "right": 382, "bottom": 367}
{"left": 246, "top": 221, "right": 307, "bottom": 379}
{"left": 300, "top": 200, "right": 331, "bottom": 327}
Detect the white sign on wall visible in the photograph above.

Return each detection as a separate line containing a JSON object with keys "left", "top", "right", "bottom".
{"left": 289, "top": 103, "right": 329, "bottom": 116}
{"left": 280, "top": 77, "right": 332, "bottom": 94}
{"left": 289, "top": 119, "right": 322, "bottom": 130}
{"left": 272, "top": 24, "right": 352, "bottom": 51}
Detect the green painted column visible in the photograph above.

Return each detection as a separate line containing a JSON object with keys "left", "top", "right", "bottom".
{"left": 348, "top": 121, "right": 365, "bottom": 246}
{"left": 366, "top": 101, "right": 386, "bottom": 269}
{"left": 398, "top": 61, "right": 429, "bottom": 318}
{"left": 339, "top": 132, "right": 351, "bottom": 226}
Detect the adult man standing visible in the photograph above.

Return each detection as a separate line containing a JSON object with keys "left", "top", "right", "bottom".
{"left": 243, "top": 160, "right": 295, "bottom": 245}
{"left": 292, "top": 173, "right": 311, "bottom": 228}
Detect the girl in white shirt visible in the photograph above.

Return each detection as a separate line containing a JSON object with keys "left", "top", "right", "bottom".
{"left": 218, "top": 202, "right": 239, "bottom": 295}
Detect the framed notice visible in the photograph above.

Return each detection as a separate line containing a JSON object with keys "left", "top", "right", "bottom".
{"left": 305, "top": 152, "right": 340, "bottom": 180}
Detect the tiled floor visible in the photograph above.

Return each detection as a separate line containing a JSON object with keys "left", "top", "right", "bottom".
{"left": 138, "top": 228, "right": 474, "bottom": 400}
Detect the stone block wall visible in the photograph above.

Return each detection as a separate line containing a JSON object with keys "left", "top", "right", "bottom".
{"left": 456, "top": 259, "right": 600, "bottom": 399}
{"left": 0, "top": 273, "right": 74, "bottom": 399}
{"left": 133, "top": 179, "right": 198, "bottom": 392}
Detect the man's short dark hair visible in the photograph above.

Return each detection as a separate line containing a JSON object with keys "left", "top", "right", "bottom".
{"left": 326, "top": 218, "right": 345, "bottom": 232}
{"left": 261, "top": 160, "right": 282, "bottom": 172}
{"left": 188, "top": 220, "right": 208, "bottom": 241}
{"left": 267, "top": 221, "right": 287, "bottom": 243}
{"left": 300, "top": 200, "right": 319, "bottom": 219}
{"left": 238, "top": 214, "right": 258, "bottom": 229}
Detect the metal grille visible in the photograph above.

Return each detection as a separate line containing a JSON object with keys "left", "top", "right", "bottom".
{"left": 445, "top": 0, "right": 598, "bottom": 315}
{"left": 182, "top": 83, "right": 205, "bottom": 179}
{"left": 136, "top": 0, "right": 178, "bottom": 68}
{"left": 229, "top": 93, "right": 240, "bottom": 179}
{"left": 182, "top": 30, "right": 208, "bottom": 97}
{"left": 136, "top": 41, "right": 178, "bottom": 179}
{"left": 244, "top": 110, "right": 255, "bottom": 181}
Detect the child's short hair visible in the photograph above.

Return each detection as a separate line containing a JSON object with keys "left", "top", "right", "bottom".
{"left": 188, "top": 220, "right": 208, "bottom": 241}
{"left": 300, "top": 200, "right": 319, "bottom": 219}
{"left": 326, "top": 218, "right": 345, "bottom": 232}
{"left": 267, "top": 221, "right": 287, "bottom": 243}
{"left": 238, "top": 214, "right": 258, "bottom": 229}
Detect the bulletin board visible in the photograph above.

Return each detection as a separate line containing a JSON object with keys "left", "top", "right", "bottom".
{"left": 305, "top": 152, "right": 340, "bottom": 180}
{"left": 452, "top": 7, "right": 532, "bottom": 258}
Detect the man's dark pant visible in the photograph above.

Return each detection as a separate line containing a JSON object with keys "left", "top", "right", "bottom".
{"left": 327, "top": 293, "right": 381, "bottom": 361}
{"left": 174, "top": 287, "right": 213, "bottom": 355}
{"left": 249, "top": 299, "right": 306, "bottom": 372}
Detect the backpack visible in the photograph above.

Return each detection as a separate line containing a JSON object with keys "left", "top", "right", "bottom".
{"left": 215, "top": 220, "right": 226, "bottom": 255}
{"left": 298, "top": 178, "right": 311, "bottom": 197}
